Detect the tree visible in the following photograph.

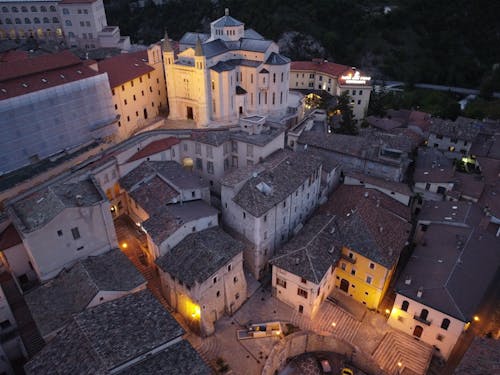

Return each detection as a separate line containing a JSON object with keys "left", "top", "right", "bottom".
{"left": 333, "top": 92, "right": 358, "bottom": 135}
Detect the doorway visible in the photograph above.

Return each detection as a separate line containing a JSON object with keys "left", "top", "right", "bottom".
{"left": 413, "top": 325, "right": 423, "bottom": 338}
{"left": 340, "top": 278, "right": 349, "bottom": 293}
{"left": 187, "top": 106, "right": 193, "bottom": 120}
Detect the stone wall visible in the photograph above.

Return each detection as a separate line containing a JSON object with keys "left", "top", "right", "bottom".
{"left": 262, "top": 331, "right": 384, "bottom": 375}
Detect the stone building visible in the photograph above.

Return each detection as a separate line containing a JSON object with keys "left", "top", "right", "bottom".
{"left": 221, "top": 150, "right": 322, "bottom": 278}
{"left": 156, "top": 227, "right": 247, "bottom": 336}
{"left": 163, "top": 9, "right": 290, "bottom": 126}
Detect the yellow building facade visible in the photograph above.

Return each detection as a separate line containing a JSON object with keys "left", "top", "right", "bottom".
{"left": 334, "top": 246, "right": 394, "bottom": 310}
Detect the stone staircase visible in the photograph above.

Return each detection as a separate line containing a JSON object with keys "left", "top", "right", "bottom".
{"left": 372, "top": 331, "right": 433, "bottom": 375}
{"left": 290, "top": 300, "right": 361, "bottom": 343}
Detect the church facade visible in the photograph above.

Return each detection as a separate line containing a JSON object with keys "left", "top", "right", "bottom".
{"left": 163, "top": 10, "right": 290, "bottom": 126}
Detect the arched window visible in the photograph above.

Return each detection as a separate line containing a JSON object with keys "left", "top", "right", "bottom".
{"left": 62, "top": 8, "right": 69, "bottom": 15}
{"left": 68, "top": 31, "right": 75, "bottom": 38}
{"left": 52, "top": 17, "right": 59, "bottom": 23}
{"left": 49, "top": 6, "right": 56, "bottom": 12}
{"left": 43, "top": 17, "right": 49, "bottom": 23}
{"left": 65, "top": 20, "right": 72, "bottom": 26}
{"left": 12, "top": 7, "right": 18, "bottom": 13}
{"left": 15, "top": 18, "right": 21, "bottom": 24}
{"left": 21, "top": 6, "right": 28, "bottom": 12}
{"left": 41, "top": 6, "right": 47, "bottom": 12}
{"left": 420, "top": 309, "right": 429, "bottom": 320}
{"left": 34, "top": 18, "right": 40, "bottom": 24}
{"left": 25, "top": 18, "right": 31, "bottom": 24}
{"left": 31, "top": 6, "right": 37, "bottom": 12}
{"left": 5, "top": 18, "right": 12, "bottom": 24}
{"left": 441, "top": 318, "right": 450, "bottom": 330}
{"left": 401, "top": 300, "right": 409, "bottom": 312}
{"left": 2, "top": 6, "right": 8, "bottom": 13}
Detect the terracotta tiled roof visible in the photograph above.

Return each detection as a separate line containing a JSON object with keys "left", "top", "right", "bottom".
{"left": 0, "top": 51, "right": 102, "bottom": 100}
{"left": 127, "top": 137, "right": 180, "bottom": 163}
{"left": 0, "top": 224, "right": 22, "bottom": 250}
{"left": 0, "top": 50, "right": 81, "bottom": 82}
{"left": 291, "top": 60, "right": 351, "bottom": 77}
{"left": 97, "top": 50, "right": 154, "bottom": 88}
{"left": 0, "top": 50, "right": 28, "bottom": 63}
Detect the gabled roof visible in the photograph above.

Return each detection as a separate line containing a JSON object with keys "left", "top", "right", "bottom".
{"left": 319, "top": 185, "right": 412, "bottom": 268}
{"left": 244, "top": 28, "right": 264, "bottom": 40}
{"left": 10, "top": 178, "right": 104, "bottom": 233}
{"left": 156, "top": 227, "right": 244, "bottom": 287}
{"left": 97, "top": 50, "right": 154, "bottom": 88}
{"left": 201, "top": 39, "right": 229, "bottom": 59}
{"left": 291, "top": 60, "right": 351, "bottom": 77}
{"left": 25, "top": 290, "right": 184, "bottom": 374}
{"left": 127, "top": 137, "right": 180, "bottom": 163}
{"left": 119, "top": 340, "right": 210, "bottom": 375}
{"left": 265, "top": 52, "right": 290, "bottom": 65}
{"left": 143, "top": 200, "right": 218, "bottom": 245}
{"left": 270, "top": 215, "right": 341, "bottom": 284}
{"left": 25, "top": 249, "right": 145, "bottom": 337}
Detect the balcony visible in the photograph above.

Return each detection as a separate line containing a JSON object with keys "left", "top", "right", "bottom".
{"left": 340, "top": 253, "right": 356, "bottom": 264}
{"left": 413, "top": 315, "right": 432, "bottom": 326}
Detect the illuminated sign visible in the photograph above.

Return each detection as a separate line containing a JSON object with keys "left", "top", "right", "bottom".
{"left": 340, "top": 71, "right": 371, "bottom": 84}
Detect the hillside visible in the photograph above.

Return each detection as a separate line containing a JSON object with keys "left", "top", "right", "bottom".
{"left": 104, "top": 0, "right": 500, "bottom": 89}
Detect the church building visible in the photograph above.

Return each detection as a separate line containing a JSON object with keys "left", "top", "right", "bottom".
{"left": 163, "top": 9, "right": 290, "bottom": 126}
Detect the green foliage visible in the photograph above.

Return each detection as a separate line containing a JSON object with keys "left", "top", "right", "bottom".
{"left": 333, "top": 92, "right": 358, "bottom": 135}
{"left": 464, "top": 98, "right": 500, "bottom": 120}
{"left": 104, "top": 0, "right": 500, "bottom": 89}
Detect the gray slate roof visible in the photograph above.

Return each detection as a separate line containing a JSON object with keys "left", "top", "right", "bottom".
{"left": 201, "top": 39, "right": 229, "bottom": 59}
{"left": 265, "top": 52, "right": 290, "bottom": 65}
{"left": 25, "top": 249, "right": 145, "bottom": 337}
{"left": 244, "top": 28, "right": 264, "bottom": 40}
{"left": 10, "top": 178, "right": 104, "bottom": 233}
{"left": 233, "top": 151, "right": 322, "bottom": 217}
{"left": 210, "top": 60, "right": 236, "bottom": 73}
{"left": 179, "top": 32, "right": 209, "bottom": 46}
{"left": 430, "top": 117, "right": 481, "bottom": 142}
{"left": 120, "top": 161, "right": 209, "bottom": 193}
{"left": 25, "top": 290, "right": 184, "bottom": 374}
{"left": 396, "top": 224, "right": 500, "bottom": 321}
{"left": 119, "top": 340, "right": 210, "bottom": 375}
{"left": 156, "top": 227, "right": 244, "bottom": 287}
{"left": 270, "top": 215, "right": 341, "bottom": 284}
{"left": 212, "top": 15, "right": 244, "bottom": 27}
{"left": 143, "top": 200, "right": 218, "bottom": 245}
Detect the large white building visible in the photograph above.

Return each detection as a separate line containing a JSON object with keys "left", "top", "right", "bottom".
{"left": 163, "top": 9, "right": 291, "bottom": 126}
{"left": 0, "top": 0, "right": 129, "bottom": 50}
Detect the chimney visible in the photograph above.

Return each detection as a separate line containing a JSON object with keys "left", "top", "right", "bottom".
{"left": 75, "top": 194, "right": 83, "bottom": 206}
{"left": 225, "top": 8, "right": 229, "bottom": 16}
{"left": 417, "top": 287, "right": 423, "bottom": 298}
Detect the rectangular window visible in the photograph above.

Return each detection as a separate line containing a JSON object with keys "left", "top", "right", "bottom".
{"left": 57, "top": 230, "right": 63, "bottom": 237}
{"left": 351, "top": 269, "right": 356, "bottom": 276}
{"left": 71, "top": 227, "right": 80, "bottom": 240}
{"left": 224, "top": 158, "right": 229, "bottom": 171}
{"left": 246, "top": 144, "right": 253, "bottom": 157}
{"left": 341, "top": 263, "right": 346, "bottom": 271}
{"left": 195, "top": 158, "right": 203, "bottom": 171}
{"left": 366, "top": 275, "right": 372, "bottom": 284}
{"left": 232, "top": 141, "right": 238, "bottom": 152}
{"left": 369, "top": 262, "right": 375, "bottom": 269}
{"left": 301, "top": 277, "right": 307, "bottom": 284}
{"left": 195, "top": 142, "right": 201, "bottom": 155}
{"left": 206, "top": 145, "right": 213, "bottom": 158}
{"left": 297, "top": 287, "right": 308, "bottom": 299}
{"left": 207, "top": 161, "right": 214, "bottom": 174}
{"left": 276, "top": 277, "right": 286, "bottom": 288}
